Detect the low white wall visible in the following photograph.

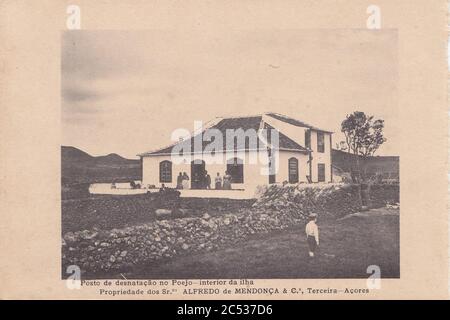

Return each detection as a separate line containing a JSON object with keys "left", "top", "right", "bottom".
{"left": 89, "top": 183, "right": 149, "bottom": 195}
{"left": 88, "top": 182, "right": 255, "bottom": 199}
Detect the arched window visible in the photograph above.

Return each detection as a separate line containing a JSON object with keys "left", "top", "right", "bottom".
{"left": 288, "top": 157, "right": 299, "bottom": 183}
{"left": 227, "top": 157, "right": 244, "bottom": 183}
{"left": 159, "top": 160, "right": 172, "bottom": 183}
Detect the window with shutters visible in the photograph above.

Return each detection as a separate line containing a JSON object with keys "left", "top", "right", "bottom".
{"left": 268, "top": 149, "right": 276, "bottom": 184}
{"left": 159, "top": 160, "right": 172, "bottom": 183}
{"left": 318, "top": 163, "right": 326, "bottom": 182}
{"left": 305, "top": 130, "right": 311, "bottom": 149}
{"left": 317, "top": 132, "right": 325, "bottom": 153}
{"left": 288, "top": 157, "right": 299, "bottom": 183}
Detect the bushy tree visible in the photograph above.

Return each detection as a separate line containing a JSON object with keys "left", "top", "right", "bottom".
{"left": 341, "top": 111, "right": 386, "bottom": 182}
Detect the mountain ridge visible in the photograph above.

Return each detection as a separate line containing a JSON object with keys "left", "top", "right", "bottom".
{"left": 61, "top": 146, "right": 141, "bottom": 185}
{"left": 62, "top": 146, "right": 139, "bottom": 165}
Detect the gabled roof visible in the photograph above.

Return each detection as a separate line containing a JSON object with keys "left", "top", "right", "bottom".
{"left": 263, "top": 122, "right": 309, "bottom": 151}
{"left": 212, "top": 115, "right": 262, "bottom": 132}
{"left": 139, "top": 113, "right": 325, "bottom": 157}
{"left": 265, "top": 112, "right": 333, "bottom": 133}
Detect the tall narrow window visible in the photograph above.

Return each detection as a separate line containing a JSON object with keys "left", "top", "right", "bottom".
{"left": 268, "top": 149, "right": 276, "bottom": 184}
{"left": 317, "top": 132, "right": 325, "bottom": 153}
{"left": 269, "top": 173, "right": 276, "bottom": 184}
{"left": 305, "top": 130, "right": 311, "bottom": 149}
{"left": 288, "top": 157, "right": 299, "bottom": 183}
{"left": 227, "top": 158, "right": 244, "bottom": 183}
{"left": 318, "top": 163, "right": 326, "bottom": 182}
{"left": 159, "top": 160, "right": 172, "bottom": 183}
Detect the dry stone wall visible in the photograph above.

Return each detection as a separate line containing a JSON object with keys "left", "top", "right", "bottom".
{"left": 62, "top": 183, "right": 399, "bottom": 274}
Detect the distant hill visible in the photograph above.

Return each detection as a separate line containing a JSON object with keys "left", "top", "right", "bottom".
{"left": 61, "top": 146, "right": 94, "bottom": 163}
{"left": 93, "top": 153, "right": 139, "bottom": 165}
{"left": 61, "top": 146, "right": 138, "bottom": 165}
{"left": 61, "top": 146, "right": 141, "bottom": 185}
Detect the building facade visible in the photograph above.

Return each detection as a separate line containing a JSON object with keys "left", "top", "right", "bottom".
{"left": 139, "top": 113, "right": 332, "bottom": 191}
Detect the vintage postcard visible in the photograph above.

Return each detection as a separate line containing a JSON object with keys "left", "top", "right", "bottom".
{"left": 0, "top": 0, "right": 448, "bottom": 300}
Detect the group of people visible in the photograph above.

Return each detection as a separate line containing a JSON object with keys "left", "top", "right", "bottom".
{"left": 176, "top": 171, "right": 233, "bottom": 190}
{"left": 213, "top": 171, "right": 233, "bottom": 190}
{"left": 176, "top": 172, "right": 191, "bottom": 190}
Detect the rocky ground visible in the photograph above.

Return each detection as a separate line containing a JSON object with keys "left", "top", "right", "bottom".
{"left": 62, "top": 183, "right": 399, "bottom": 277}
{"left": 62, "top": 194, "right": 255, "bottom": 233}
{"left": 96, "top": 207, "right": 400, "bottom": 279}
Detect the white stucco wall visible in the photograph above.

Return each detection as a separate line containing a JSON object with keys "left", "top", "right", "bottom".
{"left": 273, "top": 150, "right": 310, "bottom": 183}
{"left": 142, "top": 150, "right": 313, "bottom": 190}
{"left": 261, "top": 114, "right": 332, "bottom": 183}
{"left": 141, "top": 116, "right": 333, "bottom": 189}
{"left": 142, "top": 155, "right": 184, "bottom": 189}
{"left": 262, "top": 114, "right": 308, "bottom": 146}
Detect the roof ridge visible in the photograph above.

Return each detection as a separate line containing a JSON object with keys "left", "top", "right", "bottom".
{"left": 215, "top": 113, "right": 263, "bottom": 120}
{"left": 264, "top": 112, "right": 333, "bottom": 133}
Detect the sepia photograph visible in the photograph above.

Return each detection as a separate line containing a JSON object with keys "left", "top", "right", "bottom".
{"left": 61, "top": 29, "right": 400, "bottom": 280}
{"left": 1, "top": 0, "right": 449, "bottom": 302}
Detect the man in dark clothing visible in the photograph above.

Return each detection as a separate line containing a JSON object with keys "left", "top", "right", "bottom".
{"left": 176, "top": 172, "right": 183, "bottom": 189}
{"left": 193, "top": 172, "right": 200, "bottom": 189}
{"left": 205, "top": 171, "right": 211, "bottom": 189}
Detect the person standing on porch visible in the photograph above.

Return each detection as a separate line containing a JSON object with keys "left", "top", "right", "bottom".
{"left": 205, "top": 171, "right": 211, "bottom": 189}
{"left": 176, "top": 172, "right": 183, "bottom": 189}
{"left": 182, "top": 172, "right": 189, "bottom": 190}
{"left": 305, "top": 213, "right": 319, "bottom": 258}
{"left": 222, "top": 171, "right": 232, "bottom": 190}
{"left": 193, "top": 172, "right": 200, "bottom": 189}
{"left": 214, "top": 172, "right": 222, "bottom": 189}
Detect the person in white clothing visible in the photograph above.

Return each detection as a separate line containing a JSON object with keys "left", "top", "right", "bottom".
{"left": 305, "top": 213, "right": 319, "bottom": 257}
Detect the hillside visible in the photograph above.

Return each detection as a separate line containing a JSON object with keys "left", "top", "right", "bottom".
{"left": 332, "top": 149, "right": 399, "bottom": 180}
{"left": 61, "top": 146, "right": 141, "bottom": 185}
{"left": 61, "top": 146, "right": 94, "bottom": 163}
{"left": 94, "top": 153, "right": 134, "bottom": 165}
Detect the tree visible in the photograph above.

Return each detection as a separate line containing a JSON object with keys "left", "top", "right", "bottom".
{"left": 336, "top": 141, "right": 347, "bottom": 151}
{"left": 341, "top": 111, "right": 386, "bottom": 182}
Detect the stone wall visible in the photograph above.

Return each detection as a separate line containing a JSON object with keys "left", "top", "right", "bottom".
{"left": 62, "top": 183, "right": 399, "bottom": 274}
{"left": 253, "top": 183, "right": 399, "bottom": 217}
{"left": 252, "top": 183, "right": 363, "bottom": 219}
{"left": 62, "top": 210, "right": 300, "bottom": 274}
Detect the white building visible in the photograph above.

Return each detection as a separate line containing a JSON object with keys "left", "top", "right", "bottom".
{"left": 138, "top": 113, "right": 333, "bottom": 192}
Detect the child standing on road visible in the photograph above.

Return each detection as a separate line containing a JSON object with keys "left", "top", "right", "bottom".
{"left": 305, "top": 213, "right": 319, "bottom": 258}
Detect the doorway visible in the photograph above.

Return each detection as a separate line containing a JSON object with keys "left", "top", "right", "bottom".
{"left": 191, "top": 159, "right": 206, "bottom": 189}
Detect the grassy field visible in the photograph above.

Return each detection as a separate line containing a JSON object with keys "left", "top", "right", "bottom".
{"left": 98, "top": 207, "right": 399, "bottom": 279}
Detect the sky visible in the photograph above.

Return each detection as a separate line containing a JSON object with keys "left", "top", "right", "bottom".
{"left": 62, "top": 29, "right": 398, "bottom": 159}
